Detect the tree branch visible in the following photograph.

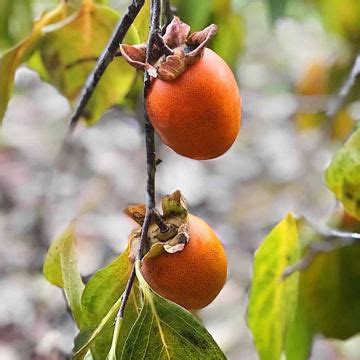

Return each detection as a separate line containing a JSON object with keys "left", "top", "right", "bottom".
{"left": 111, "top": 0, "right": 162, "bottom": 348}
{"left": 67, "top": 0, "right": 145, "bottom": 134}
{"left": 161, "top": 0, "right": 173, "bottom": 27}
{"left": 326, "top": 54, "right": 360, "bottom": 118}
{"left": 283, "top": 225, "right": 360, "bottom": 278}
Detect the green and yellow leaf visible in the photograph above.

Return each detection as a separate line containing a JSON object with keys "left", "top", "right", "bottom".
{"left": 0, "top": 3, "right": 67, "bottom": 124}
{"left": 36, "top": 0, "right": 139, "bottom": 125}
{"left": 325, "top": 128, "right": 360, "bottom": 220}
{"left": 77, "top": 248, "right": 140, "bottom": 360}
{"left": 43, "top": 222, "right": 84, "bottom": 327}
{"left": 247, "top": 213, "right": 300, "bottom": 360}
{"left": 119, "top": 261, "right": 226, "bottom": 360}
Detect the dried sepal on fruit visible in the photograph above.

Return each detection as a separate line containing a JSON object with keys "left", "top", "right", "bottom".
{"left": 125, "top": 190, "right": 190, "bottom": 262}
{"left": 120, "top": 16, "right": 217, "bottom": 81}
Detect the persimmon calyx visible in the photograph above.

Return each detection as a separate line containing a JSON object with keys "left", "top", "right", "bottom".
{"left": 125, "top": 190, "right": 190, "bottom": 261}
{"left": 119, "top": 16, "right": 217, "bottom": 81}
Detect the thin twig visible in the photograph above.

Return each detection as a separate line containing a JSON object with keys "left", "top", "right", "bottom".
{"left": 67, "top": 0, "right": 146, "bottom": 134}
{"left": 111, "top": 0, "right": 162, "bottom": 346}
{"left": 283, "top": 225, "right": 360, "bottom": 278}
{"left": 161, "top": 0, "right": 173, "bottom": 27}
{"left": 326, "top": 54, "right": 360, "bottom": 118}
{"left": 115, "top": 265, "right": 136, "bottom": 321}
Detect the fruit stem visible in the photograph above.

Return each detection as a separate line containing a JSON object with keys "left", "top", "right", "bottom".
{"left": 153, "top": 210, "right": 170, "bottom": 233}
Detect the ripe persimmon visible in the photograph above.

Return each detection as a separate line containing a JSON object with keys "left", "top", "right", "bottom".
{"left": 140, "top": 214, "right": 227, "bottom": 310}
{"left": 120, "top": 17, "right": 242, "bottom": 160}
{"left": 146, "top": 48, "right": 241, "bottom": 160}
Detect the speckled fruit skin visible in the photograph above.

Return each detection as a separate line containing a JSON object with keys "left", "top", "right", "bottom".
{"left": 146, "top": 48, "right": 241, "bottom": 160}
{"left": 141, "top": 214, "right": 227, "bottom": 310}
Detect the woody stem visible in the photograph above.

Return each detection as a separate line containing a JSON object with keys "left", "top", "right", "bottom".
{"left": 114, "top": 0, "right": 162, "bottom": 324}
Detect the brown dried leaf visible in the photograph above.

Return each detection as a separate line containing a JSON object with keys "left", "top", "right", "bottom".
{"left": 162, "top": 16, "right": 190, "bottom": 49}
{"left": 120, "top": 44, "right": 147, "bottom": 70}
{"left": 124, "top": 203, "right": 146, "bottom": 225}
{"left": 163, "top": 223, "right": 189, "bottom": 253}
{"left": 186, "top": 24, "right": 217, "bottom": 58}
{"left": 157, "top": 51, "right": 186, "bottom": 81}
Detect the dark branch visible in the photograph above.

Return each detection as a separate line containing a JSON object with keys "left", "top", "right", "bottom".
{"left": 67, "top": 0, "right": 145, "bottom": 134}
{"left": 283, "top": 225, "right": 360, "bottom": 278}
{"left": 115, "top": 265, "right": 136, "bottom": 321}
{"left": 153, "top": 210, "right": 169, "bottom": 233}
{"left": 114, "top": 0, "right": 162, "bottom": 328}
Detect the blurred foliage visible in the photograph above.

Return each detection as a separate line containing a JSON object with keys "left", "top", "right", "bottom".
{"left": 302, "top": 242, "right": 360, "bottom": 340}
{"left": 0, "top": 0, "right": 139, "bottom": 126}
{"left": 0, "top": 3, "right": 67, "bottom": 124}
{"left": 314, "top": 0, "right": 360, "bottom": 45}
{"left": 0, "top": 0, "right": 33, "bottom": 50}
{"left": 172, "top": 0, "right": 245, "bottom": 69}
{"left": 296, "top": 60, "right": 328, "bottom": 96}
{"left": 266, "top": 0, "right": 288, "bottom": 23}
{"left": 34, "top": 0, "right": 139, "bottom": 125}
{"left": 133, "top": 0, "right": 150, "bottom": 42}
{"left": 325, "top": 128, "right": 360, "bottom": 220}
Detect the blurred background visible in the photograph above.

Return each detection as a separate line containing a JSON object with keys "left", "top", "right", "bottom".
{"left": 1, "top": 0, "right": 360, "bottom": 359}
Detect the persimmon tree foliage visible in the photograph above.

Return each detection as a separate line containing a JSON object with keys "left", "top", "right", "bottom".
{"left": 1, "top": 0, "right": 360, "bottom": 359}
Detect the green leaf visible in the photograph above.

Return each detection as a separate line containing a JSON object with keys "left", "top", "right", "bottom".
{"left": 173, "top": 0, "right": 214, "bottom": 30}
{"left": 284, "top": 290, "right": 314, "bottom": 360}
{"left": 325, "top": 128, "right": 360, "bottom": 220}
{"left": 266, "top": 0, "right": 288, "bottom": 23}
{"left": 36, "top": 0, "right": 139, "bottom": 125}
{"left": 301, "top": 243, "right": 360, "bottom": 340}
{"left": 247, "top": 213, "right": 300, "bottom": 360}
{"left": 133, "top": 0, "right": 150, "bottom": 42}
{"left": 210, "top": 9, "right": 245, "bottom": 69}
{"left": 79, "top": 249, "right": 140, "bottom": 359}
{"left": 0, "top": 3, "right": 66, "bottom": 124}
{"left": 0, "top": 0, "right": 33, "bottom": 50}
{"left": 73, "top": 294, "right": 124, "bottom": 360}
{"left": 43, "top": 222, "right": 84, "bottom": 327}
{"left": 316, "top": 0, "right": 360, "bottom": 41}
{"left": 120, "top": 261, "right": 226, "bottom": 360}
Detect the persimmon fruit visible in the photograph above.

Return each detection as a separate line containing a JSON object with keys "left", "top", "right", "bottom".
{"left": 146, "top": 48, "right": 241, "bottom": 160}
{"left": 120, "top": 17, "right": 242, "bottom": 159}
{"left": 141, "top": 214, "right": 227, "bottom": 310}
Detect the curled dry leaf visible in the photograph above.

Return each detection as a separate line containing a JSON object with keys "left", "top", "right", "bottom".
{"left": 126, "top": 191, "right": 190, "bottom": 262}
{"left": 119, "top": 16, "right": 217, "bottom": 80}
{"left": 162, "top": 17, "right": 190, "bottom": 48}
{"left": 124, "top": 203, "right": 146, "bottom": 225}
